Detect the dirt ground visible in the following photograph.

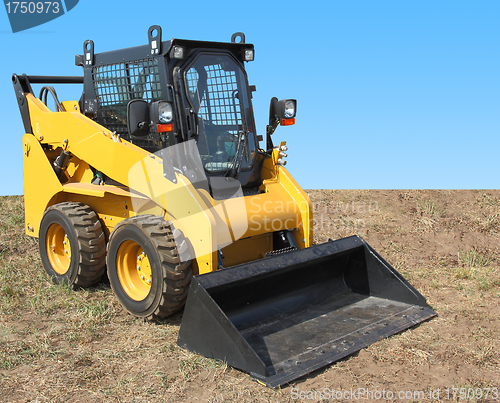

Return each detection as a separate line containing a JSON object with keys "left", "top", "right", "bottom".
{"left": 0, "top": 190, "right": 499, "bottom": 402}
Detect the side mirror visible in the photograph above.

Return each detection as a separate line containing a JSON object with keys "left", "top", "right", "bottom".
{"left": 127, "top": 99, "right": 150, "bottom": 137}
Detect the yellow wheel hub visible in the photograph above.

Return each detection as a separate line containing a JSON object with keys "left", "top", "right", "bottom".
{"left": 116, "top": 240, "right": 152, "bottom": 301}
{"left": 46, "top": 223, "right": 72, "bottom": 275}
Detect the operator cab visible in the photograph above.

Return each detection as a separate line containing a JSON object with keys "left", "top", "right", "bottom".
{"left": 76, "top": 27, "right": 292, "bottom": 192}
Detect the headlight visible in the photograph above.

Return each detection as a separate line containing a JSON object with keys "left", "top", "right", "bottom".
{"left": 284, "top": 100, "right": 295, "bottom": 118}
{"left": 276, "top": 99, "right": 297, "bottom": 119}
{"left": 269, "top": 98, "right": 297, "bottom": 129}
{"left": 244, "top": 48, "right": 254, "bottom": 61}
{"left": 170, "top": 46, "right": 184, "bottom": 59}
{"left": 158, "top": 102, "right": 173, "bottom": 123}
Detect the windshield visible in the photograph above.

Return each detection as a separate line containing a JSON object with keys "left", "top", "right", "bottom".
{"left": 184, "top": 53, "right": 257, "bottom": 174}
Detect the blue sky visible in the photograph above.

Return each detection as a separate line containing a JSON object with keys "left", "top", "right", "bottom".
{"left": 0, "top": 0, "right": 499, "bottom": 195}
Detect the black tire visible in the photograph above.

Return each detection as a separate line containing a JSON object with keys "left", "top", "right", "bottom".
{"left": 39, "top": 202, "right": 106, "bottom": 287}
{"left": 106, "top": 215, "right": 193, "bottom": 319}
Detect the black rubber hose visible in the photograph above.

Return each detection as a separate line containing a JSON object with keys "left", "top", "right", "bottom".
{"left": 39, "top": 86, "right": 63, "bottom": 112}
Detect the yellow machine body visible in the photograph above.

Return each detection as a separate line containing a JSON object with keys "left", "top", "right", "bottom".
{"left": 22, "top": 93, "right": 312, "bottom": 275}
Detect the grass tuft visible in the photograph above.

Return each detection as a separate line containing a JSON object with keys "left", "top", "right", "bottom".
{"left": 418, "top": 199, "right": 443, "bottom": 217}
{"left": 458, "top": 248, "right": 493, "bottom": 269}
{"left": 178, "top": 351, "right": 226, "bottom": 381}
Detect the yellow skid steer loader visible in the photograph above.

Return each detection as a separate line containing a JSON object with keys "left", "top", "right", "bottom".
{"left": 13, "top": 26, "right": 435, "bottom": 387}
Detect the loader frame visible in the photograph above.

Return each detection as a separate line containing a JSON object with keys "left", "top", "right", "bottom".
{"left": 13, "top": 68, "right": 313, "bottom": 275}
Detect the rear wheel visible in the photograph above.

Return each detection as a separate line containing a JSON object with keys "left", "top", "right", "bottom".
{"left": 106, "top": 215, "right": 192, "bottom": 319}
{"left": 39, "top": 202, "right": 106, "bottom": 287}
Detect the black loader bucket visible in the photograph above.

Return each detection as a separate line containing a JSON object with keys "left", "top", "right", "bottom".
{"left": 177, "top": 236, "right": 436, "bottom": 387}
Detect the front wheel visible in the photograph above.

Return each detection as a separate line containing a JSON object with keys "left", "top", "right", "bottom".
{"left": 106, "top": 215, "right": 192, "bottom": 319}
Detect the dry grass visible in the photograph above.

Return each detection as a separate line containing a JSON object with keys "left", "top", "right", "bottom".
{"left": 1, "top": 191, "right": 500, "bottom": 402}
